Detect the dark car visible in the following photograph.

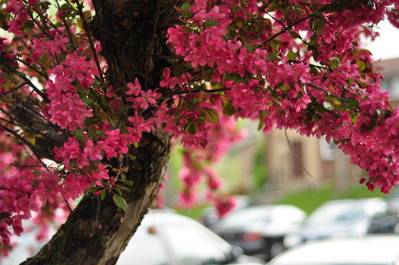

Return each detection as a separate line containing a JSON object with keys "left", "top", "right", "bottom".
{"left": 4, "top": 210, "right": 265, "bottom": 265}
{"left": 284, "top": 198, "right": 389, "bottom": 248}
{"left": 209, "top": 205, "right": 306, "bottom": 261}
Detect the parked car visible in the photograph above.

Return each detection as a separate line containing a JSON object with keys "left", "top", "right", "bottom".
{"left": 3, "top": 210, "right": 265, "bottom": 265}
{"left": 386, "top": 187, "right": 399, "bottom": 213}
{"left": 209, "top": 205, "right": 306, "bottom": 261}
{"left": 117, "top": 210, "right": 265, "bottom": 265}
{"left": 368, "top": 211, "right": 399, "bottom": 234}
{"left": 269, "top": 235, "right": 399, "bottom": 265}
{"left": 284, "top": 198, "right": 389, "bottom": 248}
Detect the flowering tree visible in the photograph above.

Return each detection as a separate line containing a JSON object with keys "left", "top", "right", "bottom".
{"left": 1, "top": 0, "right": 399, "bottom": 263}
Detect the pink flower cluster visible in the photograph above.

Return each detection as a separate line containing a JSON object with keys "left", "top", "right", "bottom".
{"left": 165, "top": 0, "right": 399, "bottom": 195}
{"left": 43, "top": 49, "right": 97, "bottom": 131}
{"left": 126, "top": 78, "right": 161, "bottom": 109}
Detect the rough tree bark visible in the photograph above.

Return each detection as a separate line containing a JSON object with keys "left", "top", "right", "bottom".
{"left": 21, "top": 0, "right": 177, "bottom": 264}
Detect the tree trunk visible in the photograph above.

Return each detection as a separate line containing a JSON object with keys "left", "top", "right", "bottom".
{"left": 22, "top": 0, "right": 175, "bottom": 264}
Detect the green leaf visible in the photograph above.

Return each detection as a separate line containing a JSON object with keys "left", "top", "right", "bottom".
{"left": 113, "top": 194, "right": 128, "bottom": 212}
{"left": 268, "top": 53, "right": 279, "bottom": 61}
{"left": 329, "top": 59, "right": 339, "bottom": 70}
{"left": 181, "top": 2, "right": 193, "bottom": 17}
{"left": 74, "top": 129, "right": 85, "bottom": 143}
{"left": 115, "top": 184, "right": 131, "bottom": 192}
{"left": 244, "top": 44, "right": 254, "bottom": 53}
{"left": 100, "top": 161, "right": 113, "bottom": 168}
{"left": 198, "top": 90, "right": 211, "bottom": 104}
{"left": 257, "top": 111, "right": 267, "bottom": 131}
{"left": 81, "top": 97, "right": 94, "bottom": 105}
{"left": 267, "top": 2, "right": 281, "bottom": 12}
{"left": 356, "top": 60, "right": 366, "bottom": 72}
{"left": 342, "top": 99, "right": 359, "bottom": 110}
{"left": 184, "top": 121, "right": 198, "bottom": 134}
{"left": 203, "top": 69, "right": 214, "bottom": 81}
{"left": 100, "top": 190, "right": 106, "bottom": 200}
{"left": 108, "top": 117, "right": 116, "bottom": 128}
{"left": 127, "top": 154, "right": 136, "bottom": 160}
{"left": 114, "top": 187, "right": 123, "bottom": 196}
{"left": 203, "top": 107, "right": 219, "bottom": 124}
{"left": 203, "top": 20, "right": 219, "bottom": 28}
{"left": 12, "top": 71, "right": 26, "bottom": 78}
{"left": 24, "top": 20, "right": 35, "bottom": 29}
{"left": 222, "top": 100, "right": 236, "bottom": 116}
{"left": 356, "top": 79, "right": 368, "bottom": 88}
{"left": 289, "top": 31, "right": 302, "bottom": 39}
{"left": 287, "top": 51, "right": 296, "bottom": 61}
{"left": 124, "top": 180, "right": 134, "bottom": 186}
{"left": 313, "top": 104, "right": 329, "bottom": 113}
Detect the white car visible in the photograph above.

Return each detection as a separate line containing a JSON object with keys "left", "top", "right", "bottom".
{"left": 285, "top": 198, "right": 388, "bottom": 247}
{"left": 269, "top": 235, "right": 399, "bottom": 265}
{"left": 2, "top": 210, "right": 265, "bottom": 265}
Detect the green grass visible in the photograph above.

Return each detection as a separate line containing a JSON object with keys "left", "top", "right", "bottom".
{"left": 276, "top": 184, "right": 388, "bottom": 215}
{"left": 176, "top": 184, "right": 389, "bottom": 220}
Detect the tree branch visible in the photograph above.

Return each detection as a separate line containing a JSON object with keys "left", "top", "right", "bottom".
{"left": 261, "top": 14, "right": 315, "bottom": 46}
{"left": 306, "top": 83, "right": 351, "bottom": 103}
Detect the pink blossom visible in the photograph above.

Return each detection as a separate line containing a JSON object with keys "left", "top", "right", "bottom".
{"left": 126, "top": 78, "right": 142, "bottom": 96}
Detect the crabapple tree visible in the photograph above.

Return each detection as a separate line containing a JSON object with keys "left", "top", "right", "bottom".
{"left": 1, "top": 0, "right": 399, "bottom": 264}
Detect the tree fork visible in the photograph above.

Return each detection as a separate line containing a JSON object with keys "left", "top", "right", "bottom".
{"left": 21, "top": 0, "right": 173, "bottom": 264}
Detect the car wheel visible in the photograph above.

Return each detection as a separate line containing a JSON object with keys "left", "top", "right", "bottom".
{"left": 270, "top": 241, "right": 285, "bottom": 259}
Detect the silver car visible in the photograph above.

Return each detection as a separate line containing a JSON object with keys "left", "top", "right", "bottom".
{"left": 285, "top": 198, "right": 388, "bottom": 247}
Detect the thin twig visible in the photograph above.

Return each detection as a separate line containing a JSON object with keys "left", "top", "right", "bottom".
{"left": 16, "top": 59, "right": 49, "bottom": 80}
{"left": 0, "top": 82, "right": 28, "bottom": 96}
{"left": 307, "top": 83, "right": 351, "bottom": 103}
{"left": 55, "top": 0, "right": 78, "bottom": 51}
{"left": 0, "top": 124, "right": 52, "bottom": 163}
{"left": 63, "top": 195, "right": 76, "bottom": 218}
{"left": 76, "top": 0, "right": 104, "bottom": 83}
{"left": 0, "top": 111, "right": 61, "bottom": 146}
{"left": 18, "top": 75, "right": 50, "bottom": 103}
{"left": 165, "top": 87, "right": 231, "bottom": 97}
{"left": 261, "top": 14, "right": 314, "bottom": 46}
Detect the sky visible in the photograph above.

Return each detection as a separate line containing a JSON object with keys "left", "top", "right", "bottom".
{"left": 362, "top": 19, "right": 399, "bottom": 61}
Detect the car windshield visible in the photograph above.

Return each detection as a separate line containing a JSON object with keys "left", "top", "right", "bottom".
{"left": 306, "top": 203, "right": 364, "bottom": 225}
{"left": 219, "top": 207, "right": 271, "bottom": 226}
